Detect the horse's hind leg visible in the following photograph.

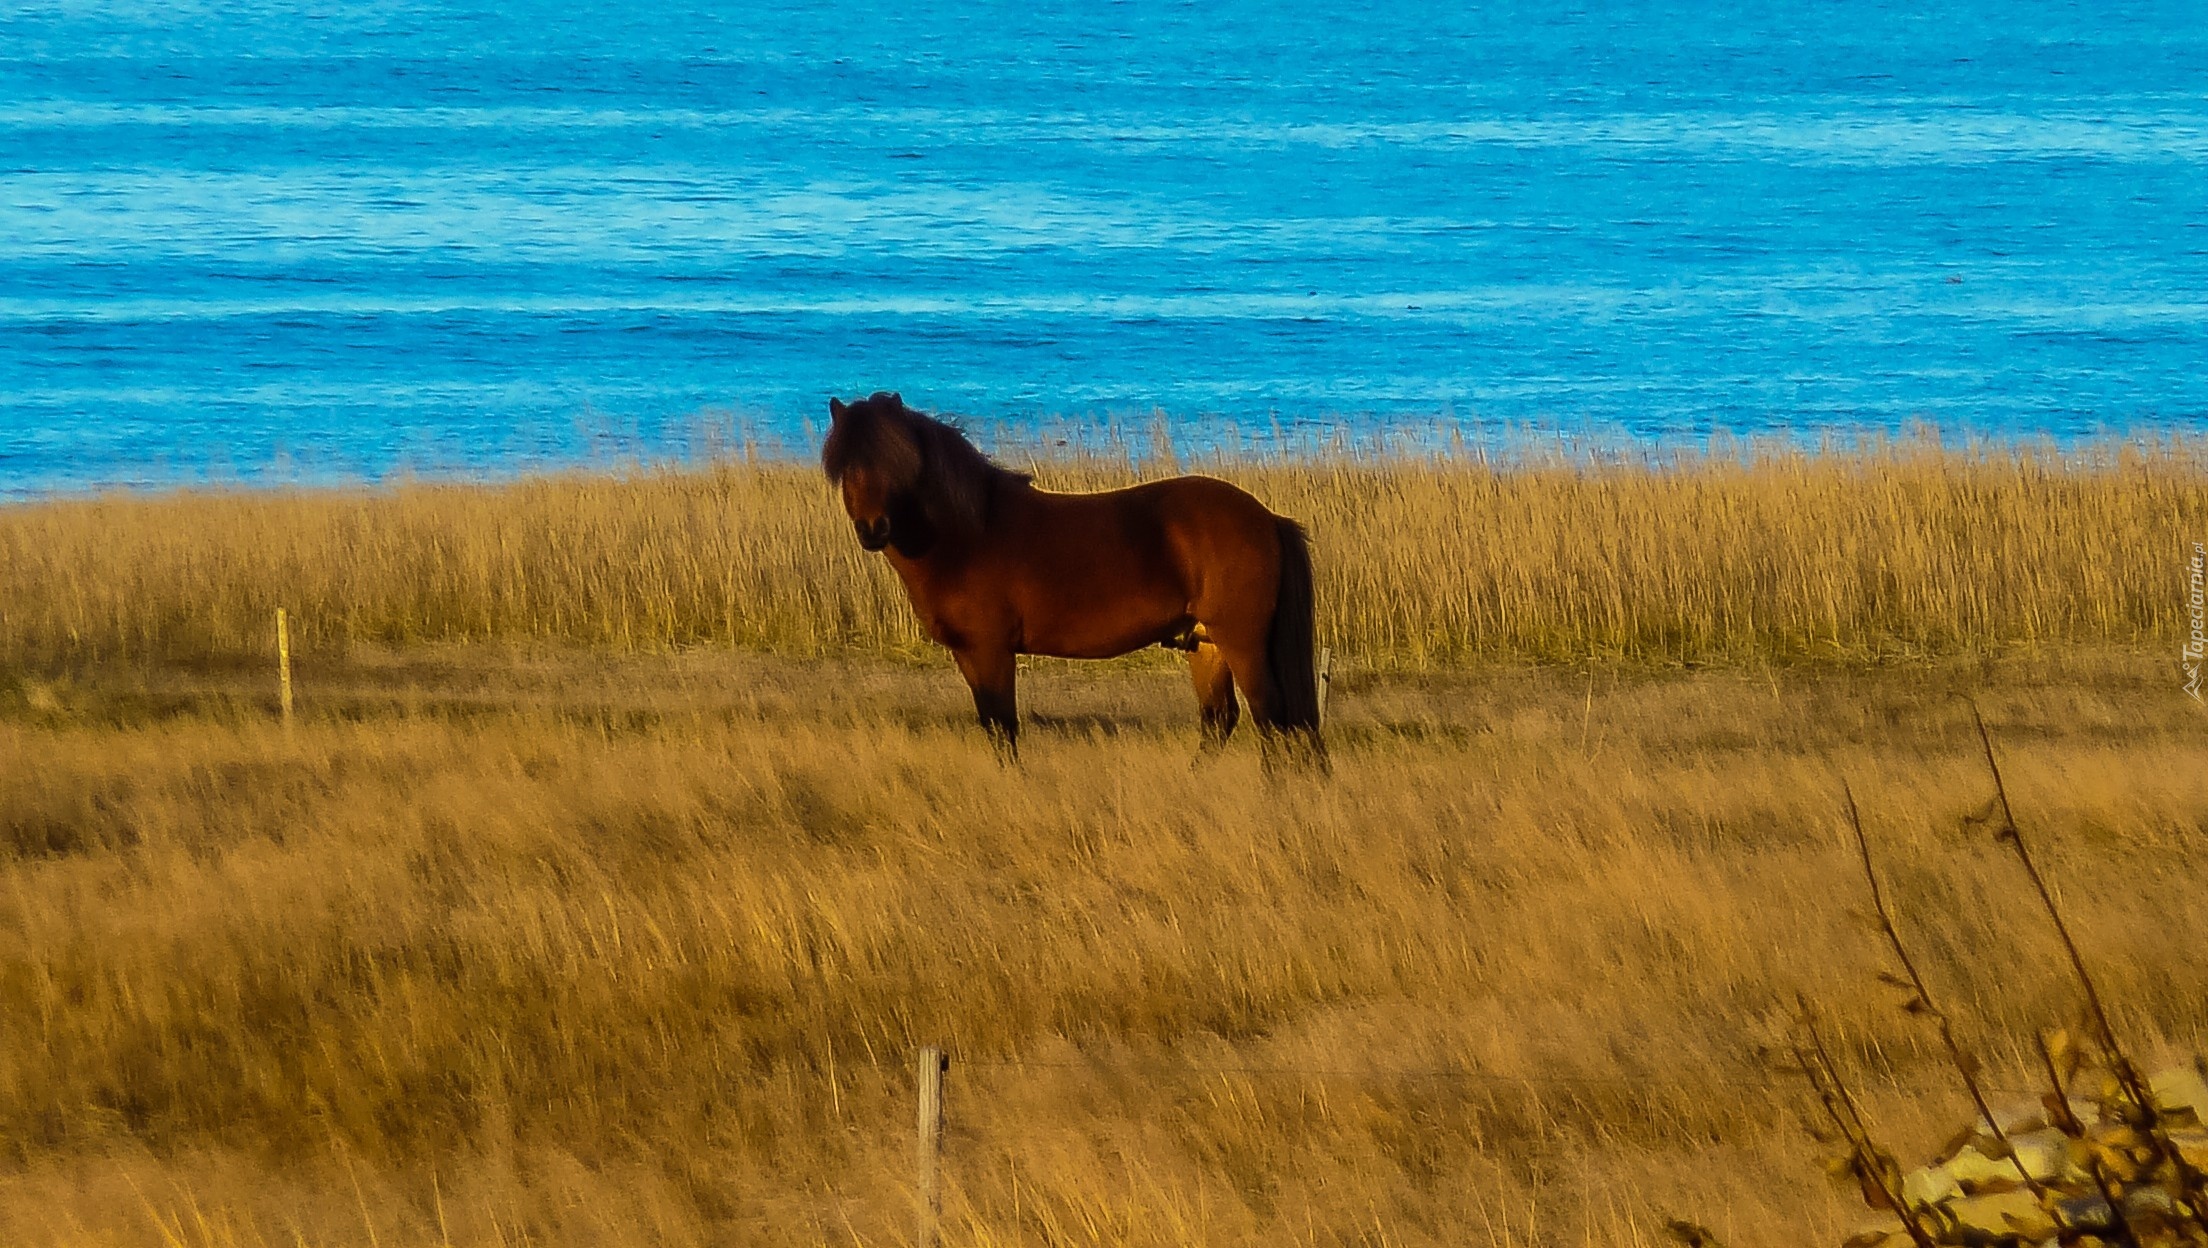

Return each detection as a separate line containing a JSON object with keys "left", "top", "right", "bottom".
{"left": 1207, "top": 625, "right": 1323, "bottom": 773}
{"left": 1188, "top": 641, "right": 1238, "bottom": 746}
{"left": 1205, "top": 628, "right": 1279, "bottom": 733}
{"left": 952, "top": 644, "right": 1019, "bottom": 755}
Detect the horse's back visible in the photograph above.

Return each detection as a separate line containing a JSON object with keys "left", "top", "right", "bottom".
{"left": 1112, "top": 474, "right": 1282, "bottom": 544}
{"left": 1140, "top": 475, "right": 1286, "bottom": 574}
{"left": 1087, "top": 475, "right": 1290, "bottom": 625}
{"left": 983, "top": 474, "right": 1286, "bottom": 658}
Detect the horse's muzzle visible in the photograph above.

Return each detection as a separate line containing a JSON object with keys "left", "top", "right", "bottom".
{"left": 855, "top": 518, "right": 892, "bottom": 551}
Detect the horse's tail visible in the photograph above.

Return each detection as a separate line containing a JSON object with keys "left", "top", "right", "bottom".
{"left": 1265, "top": 517, "right": 1324, "bottom": 741}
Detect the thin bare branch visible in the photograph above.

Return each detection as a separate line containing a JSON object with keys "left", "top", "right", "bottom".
{"left": 1843, "top": 781, "right": 2054, "bottom": 1205}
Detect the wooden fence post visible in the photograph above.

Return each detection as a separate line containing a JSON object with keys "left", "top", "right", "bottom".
{"left": 276, "top": 607, "right": 294, "bottom": 732}
{"left": 917, "top": 1046, "right": 946, "bottom": 1248}
{"left": 1316, "top": 646, "right": 1332, "bottom": 725}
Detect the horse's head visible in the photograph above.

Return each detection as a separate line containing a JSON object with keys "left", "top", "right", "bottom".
{"left": 823, "top": 392, "right": 934, "bottom": 555}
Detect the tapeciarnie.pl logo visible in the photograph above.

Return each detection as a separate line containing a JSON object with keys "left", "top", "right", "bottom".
{"left": 2187, "top": 541, "right": 2206, "bottom": 703}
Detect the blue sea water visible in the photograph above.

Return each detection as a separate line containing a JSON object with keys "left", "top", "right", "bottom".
{"left": 3, "top": 2, "right": 2206, "bottom": 496}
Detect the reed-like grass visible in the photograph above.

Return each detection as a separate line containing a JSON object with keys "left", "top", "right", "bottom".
{"left": 0, "top": 649, "right": 2202, "bottom": 1246}
{"left": 3, "top": 438, "right": 2201, "bottom": 670}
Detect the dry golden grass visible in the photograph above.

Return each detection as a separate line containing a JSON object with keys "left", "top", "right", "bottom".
{"left": 0, "top": 644, "right": 2202, "bottom": 1247}
{"left": 3, "top": 448, "right": 2203, "bottom": 1244}
{"left": 1, "top": 438, "right": 2202, "bottom": 670}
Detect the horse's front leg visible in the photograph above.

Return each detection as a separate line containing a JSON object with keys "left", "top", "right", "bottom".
{"left": 952, "top": 644, "right": 1019, "bottom": 755}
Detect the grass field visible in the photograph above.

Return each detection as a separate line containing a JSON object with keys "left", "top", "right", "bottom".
{"left": 3, "top": 438, "right": 2203, "bottom": 670}
{"left": 1, "top": 447, "right": 2203, "bottom": 1246}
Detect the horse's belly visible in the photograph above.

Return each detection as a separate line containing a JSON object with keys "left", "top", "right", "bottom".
{"left": 1017, "top": 582, "right": 1188, "bottom": 660}
{"left": 1025, "top": 622, "right": 1184, "bottom": 661}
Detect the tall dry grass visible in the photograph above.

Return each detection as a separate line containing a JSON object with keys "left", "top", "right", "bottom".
{"left": 2, "top": 438, "right": 2202, "bottom": 670}
{"left": 0, "top": 649, "right": 2202, "bottom": 1246}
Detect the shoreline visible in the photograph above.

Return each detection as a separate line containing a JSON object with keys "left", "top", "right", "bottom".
{"left": 8, "top": 426, "right": 2207, "bottom": 508}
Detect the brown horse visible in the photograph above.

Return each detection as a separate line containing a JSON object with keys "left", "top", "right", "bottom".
{"left": 821, "top": 392, "right": 1323, "bottom": 759}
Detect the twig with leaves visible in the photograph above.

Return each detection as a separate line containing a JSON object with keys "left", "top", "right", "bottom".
{"left": 1965, "top": 701, "right": 2208, "bottom": 1242}
{"left": 2032, "top": 1028, "right": 2087, "bottom": 1137}
{"left": 2036, "top": 1029, "right": 2155, "bottom": 1248}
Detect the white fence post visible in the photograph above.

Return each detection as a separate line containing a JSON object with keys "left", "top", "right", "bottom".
{"left": 1316, "top": 646, "right": 1332, "bottom": 725}
{"left": 917, "top": 1046, "right": 946, "bottom": 1248}
{"left": 276, "top": 607, "right": 294, "bottom": 732}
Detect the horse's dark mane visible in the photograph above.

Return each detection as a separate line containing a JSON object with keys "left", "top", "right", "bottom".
{"left": 821, "top": 392, "right": 1030, "bottom": 536}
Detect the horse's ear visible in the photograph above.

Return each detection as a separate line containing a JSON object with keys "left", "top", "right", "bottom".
{"left": 829, "top": 397, "right": 848, "bottom": 421}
